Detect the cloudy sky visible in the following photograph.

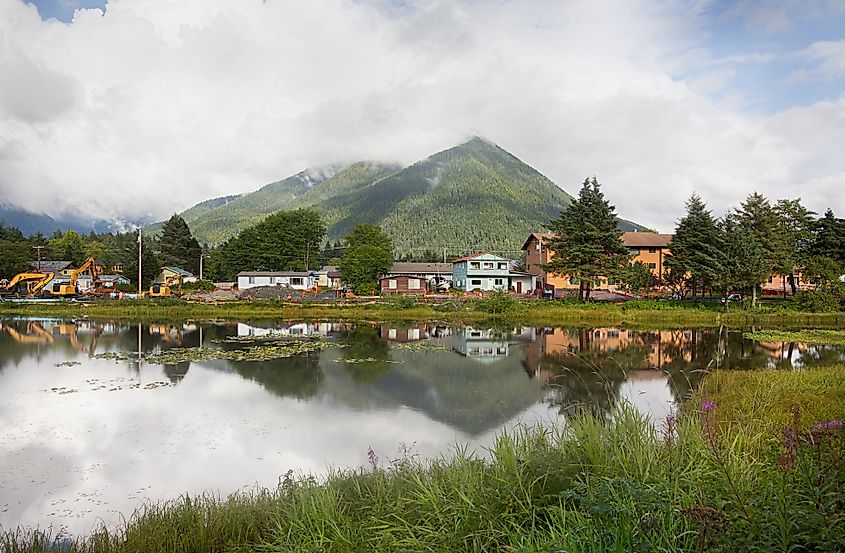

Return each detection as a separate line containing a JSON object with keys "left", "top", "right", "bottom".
{"left": 2, "top": 0, "right": 844, "bottom": 231}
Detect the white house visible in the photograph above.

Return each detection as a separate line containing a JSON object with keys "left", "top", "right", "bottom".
{"left": 451, "top": 253, "right": 537, "bottom": 293}
{"left": 237, "top": 271, "right": 318, "bottom": 291}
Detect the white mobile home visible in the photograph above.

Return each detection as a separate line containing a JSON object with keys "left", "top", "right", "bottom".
{"left": 237, "top": 271, "right": 317, "bottom": 291}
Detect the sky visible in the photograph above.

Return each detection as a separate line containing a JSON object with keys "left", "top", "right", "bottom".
{"left": 2, "top": 0, "right": 844, "bottom": 232}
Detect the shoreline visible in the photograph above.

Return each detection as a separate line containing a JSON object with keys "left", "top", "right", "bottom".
{"left": 0, "top": 299, "right": 843, "bottom": 329}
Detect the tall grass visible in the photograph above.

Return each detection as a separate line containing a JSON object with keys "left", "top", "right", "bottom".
{"left": 4, "top": 402, "right": 843, "bottom": 553}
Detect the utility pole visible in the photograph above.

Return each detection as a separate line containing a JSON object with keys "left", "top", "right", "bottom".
{"left": 137, "top": 228, "right": 142, "bottom": 296}
{"left": 32, "top": 245, "right": 46, "bottom": 272}
{"left": 199, "top": 254, "right": 203, "bottom": 281}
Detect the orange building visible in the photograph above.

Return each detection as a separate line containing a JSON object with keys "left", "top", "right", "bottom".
{"left": 523, "top": 231, "right": 673, "bottom": 295}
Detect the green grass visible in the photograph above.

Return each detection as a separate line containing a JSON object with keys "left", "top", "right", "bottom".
{"left": 695, "top": 364, "right": 845, "bottom": 431}
{"left": 0, "top": 298, "right": 843, "bottom": 329}
{"left": 743, "top": 329, "right": 845, "bottom": 346}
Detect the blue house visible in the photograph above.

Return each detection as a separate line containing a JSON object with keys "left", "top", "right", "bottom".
{"left": 452, "top": 252, "right": 537, "bottom": 293}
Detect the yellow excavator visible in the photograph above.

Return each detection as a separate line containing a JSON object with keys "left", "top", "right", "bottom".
{"left": 46, "top": 257, "right": 99, "bottom": 297}
{"left": 1, "top": 321, "right": 55, "bottom": 344}
{"left": 149, "top": 274, "right": 183, "bottom": 298}
{"left": 0, "top": 271, "right": 55, "bottom": 297}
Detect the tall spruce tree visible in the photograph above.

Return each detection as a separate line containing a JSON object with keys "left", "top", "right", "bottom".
{"left": 543, "top": 177, "right": 630, "bottom": 302}
{"left": 773, "top": 199, "right": 816, "bottom": 297}
{"left": 158, "top": 214, "right": 203, "bottom": 275}
{"left": 811, "top": 209, "right": 845, "bottom": 264}
{"left": 666, "top": 194, "right": 724, "bottom": 299}
{"left": 731, "top": 192, "right": 781, "bottom": 307}
{"left": 716, "top": 217, "right": 769, "bottom": 310}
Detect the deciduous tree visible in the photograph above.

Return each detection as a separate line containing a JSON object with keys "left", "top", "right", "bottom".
{"left": 340, "top": 224, "right": 393, "bottom": 295}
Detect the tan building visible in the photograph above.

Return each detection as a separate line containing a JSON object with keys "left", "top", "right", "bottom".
{"left": 523, "top": 231, "right": 673, "bottom": 295}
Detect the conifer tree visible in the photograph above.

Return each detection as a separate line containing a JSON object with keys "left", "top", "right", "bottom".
{"left": 665, "top": 194, "right": 724, "bottom": 299}
{"left": 773, "top": 199, "right": 815, "bottom": 297}
{"left": 158, "top": 214, "right": 203, "bottom": 274}
{"left": 543, "top": 177, "right": 630, "bottom": 302}
{"left": 731, "top": 192, "right": 780, "bottom": 307}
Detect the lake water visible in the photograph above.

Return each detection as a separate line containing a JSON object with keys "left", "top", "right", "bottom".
{"left": 1, "top": 318, "right": 843, "bottom": 535}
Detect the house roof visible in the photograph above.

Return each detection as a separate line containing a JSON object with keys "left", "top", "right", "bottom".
{"left": 98, "top": 274, "right": 130, "bottom": 283}
{"left": 379, "top": 274, "right": 429, "bottom": 281}
{"left": 28, "top": 260, "right": 73, "bottom": 274}
{"left": 621, "top": 232, "right": 673, "bottom": 248}
{"left": 160, "top": 266, "right": 195, "bottom": 277}
{"left": 451, "top": 252, "right": 510, "bottom": 263}
{"left": 237, "top": 271, "right": 315, "bottom": 277}
{"left": 387, "top": 262, "right": 452, "bottom": 275}
{"left": 521, "top": 231, "right": 673, "bottom": 250}
{"left": 521, "top": 232, "right": 555, "bottom": 250}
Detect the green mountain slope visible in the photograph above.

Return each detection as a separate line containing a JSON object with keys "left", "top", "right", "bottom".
{"left": 168, "top": 137, "right": 646, "bottom": 254}
{"left": 176, "top": 166, "right": 345, "bottom": 245}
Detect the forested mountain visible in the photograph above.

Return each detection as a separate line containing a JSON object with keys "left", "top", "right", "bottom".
{"left": 0, "top": 202, "right": 130, "bottom": 236}
{"left": 183, "top": 165, "right": 345, "bottom": 245}
{"left": 164, "top": 137, "right": 646, "bottom": 254}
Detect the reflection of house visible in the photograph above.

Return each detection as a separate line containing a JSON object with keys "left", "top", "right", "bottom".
{"left": 237, "top": 322, "right": 318, "bottom": 337}
{"left": 452, "top": 327, "right": 510, "bottom": 362}
{"left": 237, "top": 271, "right": 317, "bottom": 290}
{"left": 452, "top": 253, "right": 536, "bottom": 293}
{"left": 523, "top": 232, "right": 672, "bottom": 295}
{"left": 522, "top": 327, "right": 696, "bottom": 372}
{"left": 380, "top": 324, "right": 431, "bottom": 342}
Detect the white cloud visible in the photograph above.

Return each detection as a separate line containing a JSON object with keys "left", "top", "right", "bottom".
{"left": 0, "top": 0, "right": 843, "bottom": 232}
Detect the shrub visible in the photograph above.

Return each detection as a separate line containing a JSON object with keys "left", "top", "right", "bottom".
{"left": 182, "top": 279, "right": 215, "bottom": 292}
{"left": 786, "top": 291, "right": 841, "bottom": 313}
{"left": 474, "top": 290, "right": 524, "bottom": 314}
{"left": 383, "top": 294, "right": 416, "bottom": 309}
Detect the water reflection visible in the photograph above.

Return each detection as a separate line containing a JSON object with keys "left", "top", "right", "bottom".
{"left": 1, "top": 317, "right": 844, "bottom": 535}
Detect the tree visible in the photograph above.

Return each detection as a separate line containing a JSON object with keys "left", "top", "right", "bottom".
{"left": 48, "top": 230, "right": 86, "bottom": 265}
{"left": 121, "top": 231, "right": 160, "bottom": 289}
{"left": 731, "top": 192, "right": 782, "bottom": 307}
{"left": 0, "top": 222, "right": 31, "bottom": 279}
{"left": 158, "top": 214, "right": 202, "bottom": 274}
{"left": 665, "top": 194, "right": 724, "bottom": 299}
{"left": 340, "top": 224, "right": 393, "bottom": 295}
{"left": 620, "top": 261, "right": 654, "bottom": 296}
{"left": 810, "top": 209, "right": 845, "bottom": 264}
{"left": 773, "top": 199, "right": 815, "bottom": 297}
{"left": 543, "top": 177, "right": 630, "bottom": 302}
{"left": 217, "top": 209, "right": 327, "bottom": 280}
{"left": 715, "top": 218, "right": 769, "bottom": 310}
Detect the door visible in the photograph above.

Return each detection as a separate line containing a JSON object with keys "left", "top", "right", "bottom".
{"left": 516, "top": 281, "right": 522, "bottom": 294}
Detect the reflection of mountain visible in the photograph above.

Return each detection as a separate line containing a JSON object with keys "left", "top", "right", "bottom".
{"left": 321, "top": 327, "right": 545, "bottom": 436}
{"left": 220, "top": 352, "right": 323, "bottom": 399}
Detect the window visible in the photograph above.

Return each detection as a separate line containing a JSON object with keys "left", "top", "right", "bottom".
{"left": 498, "top": 262, "right": 507, "bottom": 270}
{"left": 648, "top": 263, "right": 656, "bottom": 269}
{"left": 389, "top": 279, "right": 397, "bottom": 289}
{"left": 648, "top": 247, "right": 657, "bottom": 253}
{"left": 483, "top": 262, "right": 494, "bottom": 269}
{"left": 494, "top": 278, "right": 504, "bottom": 286}
{"left": 629, "top": 247, "right": 640, "bottom": 253}
{"left": 248, "top": 276, "right": 255, "bottom": 284}
{"left": 408, "top": 279, "right": 420, "bottom": 289}
{"left": 607, "top": 278, "right": 616, "bottom": 285}
{"left": 290, "top": 277, "right": 303, "bottom": 286}
{"left": 569, "top": 277, "right": 578, "bottom": 285}
{"left": 470, "top": 262, "right": 480, "bottom": 270}
{"left": 471, "top": 279, "right": 482, "bottom": 286}
{"left": 768, "top": 276, "right": 774, "bottom": 283}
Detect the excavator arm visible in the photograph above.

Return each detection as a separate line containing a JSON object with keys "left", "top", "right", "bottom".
{"left": 1, "top": 272, "right": 53, "bottom": 295}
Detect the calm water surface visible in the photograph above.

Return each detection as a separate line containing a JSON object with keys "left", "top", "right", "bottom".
{"left": 1, "top": 318, "right": 843, "bottom": 535}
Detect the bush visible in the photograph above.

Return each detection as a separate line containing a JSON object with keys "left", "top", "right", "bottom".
{"left": 786, "top": 291, "right": 841, "bottom": 313}
{"left": 474, "top": 290, "right": 524, "bottom": 315}
{"left": 182, "top": 279, "right": 215, "bottom": 292}
{"left": 382, "top": 294, "right": 416, "bottom": 309}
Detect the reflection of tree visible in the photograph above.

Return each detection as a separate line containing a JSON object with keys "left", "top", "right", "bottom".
{"left": 340, "top": 326, "right": 391, "bottom": 383}
{"left": 225, "top": 351, "right": 323, "bottom": 399}
{"left": 658, "top": 329, "right": 720, "bottom": 403}
{"left": 797, "top": 345, "right": 845, "bottom": 368}
{"left": 540, "top": 329, "right": 652, "bottom": 417}
{"left": 163, "top": 361, "right": 191, "bottom": 384}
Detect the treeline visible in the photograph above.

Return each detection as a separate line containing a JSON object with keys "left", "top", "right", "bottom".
{"left": 0, "top": 214, "right": 202, "bottom": 288}
{"left": 544, "top": 178, "right": 845, "bottom": 308}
